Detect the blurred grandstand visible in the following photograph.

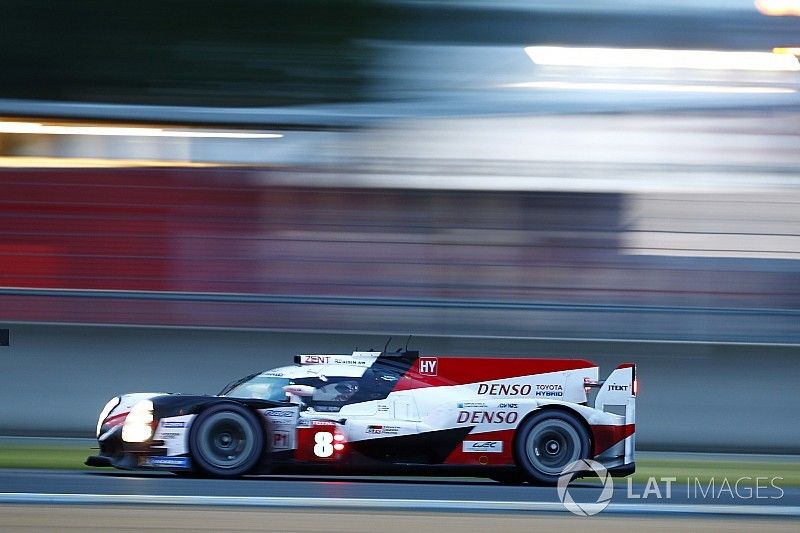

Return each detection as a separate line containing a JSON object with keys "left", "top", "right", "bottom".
{"left": 0, "top": 0, "right": 799, "bottom": 445}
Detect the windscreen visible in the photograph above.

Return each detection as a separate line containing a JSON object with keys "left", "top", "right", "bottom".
{"left": 222, "top": 374, "right": 291, "bottom": 402}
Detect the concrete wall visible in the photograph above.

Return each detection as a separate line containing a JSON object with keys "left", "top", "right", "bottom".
{"left": 2, "top": 324, "right": 797, "bottom": 453}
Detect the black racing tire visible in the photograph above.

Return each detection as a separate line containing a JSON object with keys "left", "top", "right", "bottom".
{"left": 514, "top": 410, "right": 591, "bottom": 486}
{"left": 188, "top": 403, "right": 264, "bottom": 477}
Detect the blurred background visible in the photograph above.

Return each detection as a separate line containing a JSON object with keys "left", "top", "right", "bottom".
{"left": 0, "top": 0, "right": 799, "bottom": 452}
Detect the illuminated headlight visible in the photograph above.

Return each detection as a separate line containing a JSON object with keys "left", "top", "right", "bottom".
{"left": 121, "top": 400, "right": 155, "bottom": 442}
{"left": 96, "top": 397, "right": 120, "bottom": 438}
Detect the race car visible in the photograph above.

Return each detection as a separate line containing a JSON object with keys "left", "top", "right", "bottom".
{"left": 87, "top": 348, "right": 636, "bottom": 485}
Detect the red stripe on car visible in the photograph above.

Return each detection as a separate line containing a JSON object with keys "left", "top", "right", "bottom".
{"left": 591, "top": 423, "right": 636, "bottom": 455}
{"left": 393, "top": 357, "right": 596, "bottom": 391}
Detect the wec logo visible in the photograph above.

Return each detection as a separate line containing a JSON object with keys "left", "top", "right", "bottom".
{"left": 462, "top": 440, "right": 503, "bottom": 453}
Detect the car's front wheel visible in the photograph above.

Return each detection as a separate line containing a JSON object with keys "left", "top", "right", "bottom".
{"left": 189, "top": 403, "right": 264, "bottom": 477}
{"left": 514, "top": 410, "right": 591, "bottom": 485}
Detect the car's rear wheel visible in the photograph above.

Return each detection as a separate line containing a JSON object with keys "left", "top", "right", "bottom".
{"left": 514, "top": 410, "right": 590, "bottom": 486}
{"left": 189, "top": 403, "right": 264, "bottom": 477}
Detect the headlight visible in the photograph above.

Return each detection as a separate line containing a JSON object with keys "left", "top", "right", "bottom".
{"left": 121, "top": 399, "right": 155, "bottom": 442}
{"left": 96, "top": 396, "right": 120, "bottom": 438}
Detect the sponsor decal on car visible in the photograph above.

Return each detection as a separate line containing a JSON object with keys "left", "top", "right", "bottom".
{"left": 377, "top": 404, "right": 390, "bottom": 412}
{"left": 457, "top": 402, "right": 488, "bottom": 408}
{"left": 142, "top": 456, "right": 191, "bottom": 468}
{"left": 161, "top": 421, "right": 185, "bottom": 428}
{"left": 272, "top": 430, "right": 290, "bottom": 450}
{"left": 418, "top": 357, "right": 438, "bottom": 376}
{"left": 457, "top": 410, "right": 519, "bottom": 424}
{"left": 159, "top": 432, "right": 180, "bottom": 440}
{"left": 264, "top": 409, "right": 296, "bottom": 425}
{"left": 301, "top": 355, "right": 330, "bottom": 365}
{"left": 534, "top": 384, "right": 564, "bottom": 397}
{"left": 337, "top": 357, "right": 370, "bottom": 365}
{"left": 366, "top": 425, "right": 400, "bottom": 435}
{"left": 477, "top": 383, "right": 531, "bottom": 396}
{"left": 300, "top": 355, "right": 372, "bottom": 366}
{"left": 498, "top": 403, "right": 518, "bottom": 409}
{"left": 265, "top": 409, "right": 293, "bottom": 417}
{"left": 462, "top": 440, "right": 503, "bottom": 453}
{"left": 313, "top": 405, "right": 340, "bottom": 412}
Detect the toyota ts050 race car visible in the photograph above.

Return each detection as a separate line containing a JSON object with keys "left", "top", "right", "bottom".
{"left": 87, "top": 349, "right": 636, "bottom": 485}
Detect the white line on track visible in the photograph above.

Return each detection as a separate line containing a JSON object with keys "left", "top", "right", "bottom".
{"left": 1, "top": 493, "right": 799, "bottom": 517}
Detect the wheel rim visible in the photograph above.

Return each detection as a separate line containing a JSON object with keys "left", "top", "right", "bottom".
{"left": 525, "top": 419, "right": 582, "bottom": 475}
{"left": 195, "top": 411, "right": 256, "bottom": 470}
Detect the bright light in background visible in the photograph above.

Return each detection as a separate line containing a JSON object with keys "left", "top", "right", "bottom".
{"left": 0, "top": 121, "right": 283, "bottom": 139}
{"left": 756, "top": 0, "right": 800, "bottom": 16}
{"left": 524, "top": 46, "right": 800, "bottom": 71}
{"left": 503, "top": 81, "right": 796, "bottom": 93}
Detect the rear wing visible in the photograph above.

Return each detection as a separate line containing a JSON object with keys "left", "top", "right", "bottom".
{"left": 593, "top": 363, "right": 636, "bottom": 463}
{"left": 594, "top": 363, "right": 636, "bottom": 420}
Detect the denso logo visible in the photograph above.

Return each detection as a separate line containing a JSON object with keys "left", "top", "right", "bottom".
{"left": 477, "top": 383, "right": 532, "bottom": 396}
{"left": 419, "top": 357, "right": 438, "bottom": 376}
{"left": 457, "top": 410, "right": 519, "bottom": 424}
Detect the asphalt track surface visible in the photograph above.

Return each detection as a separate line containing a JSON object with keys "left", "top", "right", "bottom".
{"left": 1, "top": 469, "right": 798, "bottom": 516}
{"left": 1, "top": 505, "right": 798, "bottom": 533}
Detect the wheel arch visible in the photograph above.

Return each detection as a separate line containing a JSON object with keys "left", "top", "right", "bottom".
{"left": 186, "top": 400, "right": 268, "bottom": 477}
{"left": 189, "top": 398, "right": 270, "bottom": 451}
{"left": 511, "top": 404, "right": 595, "bottom": 466}
{"left": 191, "top": 399, "right": 268, "bottom": 428}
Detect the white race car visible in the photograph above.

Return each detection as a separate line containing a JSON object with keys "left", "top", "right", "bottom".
{"left": 88, "top": 348, "right": 636, "bottom": 485}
